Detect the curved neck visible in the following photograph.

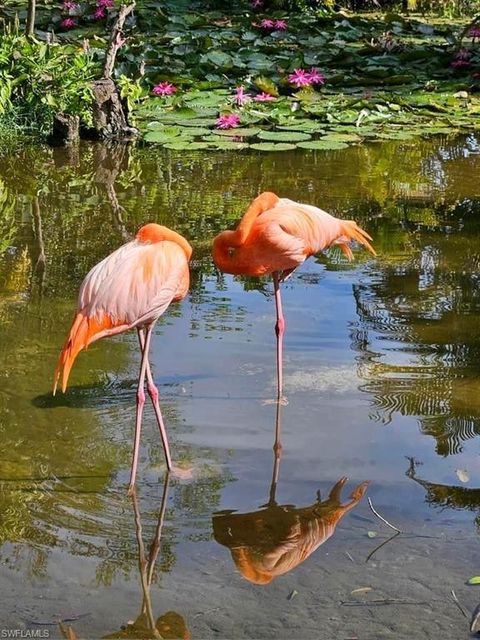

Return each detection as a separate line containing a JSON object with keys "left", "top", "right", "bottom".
{"left": 212, "top": 192, "right": 279, "bottom": 270}
{"left": 136, "top": 224, "right": 192, "bottom": 260}
{"left": 235, "top": 191, "right": 279, "bottom": 245}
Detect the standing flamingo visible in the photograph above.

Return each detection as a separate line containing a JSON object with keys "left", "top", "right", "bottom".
{"left": 212, "top": 192, "right": 376, "bottom": 400}
{"left": 54, "top": 223, "right": 192, "bottom": 493}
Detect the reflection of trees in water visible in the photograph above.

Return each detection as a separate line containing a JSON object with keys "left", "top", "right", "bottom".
{"left": 406, "top": 457, "right": 480, "bottom": 530}
{"left": 352, "top": 198, "right": 480, "bottom": 456}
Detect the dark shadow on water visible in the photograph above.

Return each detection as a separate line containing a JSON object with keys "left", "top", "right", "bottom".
{"left": 212, "top": 404, "right": 369, "bottom": 584}
{"left": 32, "top": 376, "right": 208, "bottom": 409}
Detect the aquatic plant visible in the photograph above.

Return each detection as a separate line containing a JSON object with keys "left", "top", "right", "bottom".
{"left": 216, "top": 114, "right": 241, "bottom": 129}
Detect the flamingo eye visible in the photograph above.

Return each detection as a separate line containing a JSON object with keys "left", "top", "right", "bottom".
{"left": 228, "top": 247, "right": 236, "bottom": 258}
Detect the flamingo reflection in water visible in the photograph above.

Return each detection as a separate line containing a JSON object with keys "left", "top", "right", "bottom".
{"left": 212, "top": 405, "right": 369, "bottom": 584}
{"left": 103, "top": 474, "right": 190, "bottom": 640}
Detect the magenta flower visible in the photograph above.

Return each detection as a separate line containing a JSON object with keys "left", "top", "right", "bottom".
{"left": 234, "top": 86, "right": 252, "bottom": 106}
{"left": 288, "top": 68, "right": 312, "bottom": 88}
{"left": 254, "top": 92, "right": 276, "bottom": 102}
{"left": 60, "top": 17, "right": 76, "bottom": 28}
{"left": 451, "top": 59, "right": 471, "bottom": 68}
{"left": 62, "top": 1, "right": 79, "bottom": 9}
{"left": 251, "top": 0, "right": 263, "bottom": 7}
{"left": 97, "top": 0, "right": 114, "bottom": 6}
{"left": 470, "top": 26, "right": 480, "bottom": 39}
{"left": 93, "top": 7, "right": 106, "bottom": 18}
{"left": 216, "top": 114, "right": 241, "bottom": 129}
{"left": 306, "top": 68, "right": 326, "bottom": 85}
{"left": 152, "top": 82, "right": 177, "bottom": 96}
{"left": 274, "top": 19, "right": 288, "bottom": 30}
{"left": 260, "top": 18, "right": 275, "bottom": 29}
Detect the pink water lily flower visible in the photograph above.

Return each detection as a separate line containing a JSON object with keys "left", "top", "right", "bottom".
{"left": 234, "top": 86, "right": 252, "bottom": 106}
{"left": 260, "top": 18, "right": 275, "bottom": 29}
{"left": 274, "top": 19, "right": 288, "bottom": 30}
{"left": 307, "top": 68, "right": 325, "bottom": 85}
{"left": 216, "top": 114, "right": 241, "bottom": 129}
{"left": 152, "top": 82, "right": 177, "bottom": 96}
{"left": 251, "top": 0, "right": 264, "bottom": 7}
{"left": 254, "top": 92, "right": 276, "bottom": 102}
{"left": 97, "top": 0, "right": 114, "bottom": 6}
{"left": 60, "top": 17, "right": 76, "bottom": 28}
{"left": 288, "top": 68, "right": 312, "bottom": 87}
{"left": 62, "top": 1, "right": 79, "bottom": 10}
{"left": 93, "top": 7, "right": 106, "bottom": 18}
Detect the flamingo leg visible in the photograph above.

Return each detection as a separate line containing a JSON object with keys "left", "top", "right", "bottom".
{"left": 128, "top": 326, "right": 153, "bottom": 494}
{"left": 268, "top": 401, "right": 283, "bottom": 506}
{"left": 137, "top": 328, "right": 173, "bottom": 473}
{"left": 272, "top": 271, "right": 285, "bottom": 402}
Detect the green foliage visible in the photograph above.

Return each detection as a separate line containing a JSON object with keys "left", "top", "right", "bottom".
{"left": 0, "top": 25, "right": 99, "bottom": 136}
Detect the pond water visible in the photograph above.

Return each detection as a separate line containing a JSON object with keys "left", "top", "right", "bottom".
{"left": 1, "top": 136, "right": 480, "bottom": 639}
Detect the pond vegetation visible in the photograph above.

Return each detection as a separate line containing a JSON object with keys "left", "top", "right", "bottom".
{"left": 2, "top": 1, "right": 480, "bottom": 149}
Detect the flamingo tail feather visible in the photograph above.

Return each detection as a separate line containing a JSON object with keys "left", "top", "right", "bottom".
{"left": 53, "top": 313, "right": 120, "bottom": 394}
{"left": 338, "top": 220, "right": 376, "bottom": 260}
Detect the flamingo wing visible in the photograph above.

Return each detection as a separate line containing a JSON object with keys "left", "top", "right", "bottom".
{"left": 55, "top": 240, "right": 189, "bottom": 393}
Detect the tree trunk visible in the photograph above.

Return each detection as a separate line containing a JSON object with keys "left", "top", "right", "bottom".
{"left": 90, "top": 3, "right": 139, "bottom": 140}
{"left": 47, "top": 113, "right": 80, "bottom": 146}
{"left": 26, "top": 0, "right": 36, "bottom": 36}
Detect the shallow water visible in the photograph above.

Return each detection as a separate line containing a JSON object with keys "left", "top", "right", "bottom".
{"left": 1, "top": 137, "right": 480, "bottom": 638}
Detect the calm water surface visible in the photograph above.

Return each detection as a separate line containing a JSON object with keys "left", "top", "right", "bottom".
{"left": 1, "top": 137, "right": 480, "bottom": 639}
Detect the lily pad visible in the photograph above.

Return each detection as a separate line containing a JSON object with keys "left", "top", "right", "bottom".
{"left": 211, "top": 127, "right": 261, "bottom": 137}
{"left": 250, "top": 142, "right": 297, "bottom": 151}
{"left": 176, "top": 118, "right": 217, "bottom": 127}
{"left": 210, "top": 140, "right": 249, "bottom": 150}
{"left": 297, "top": 140, "right": 349, "bottom": 150}
{"left": 257, "top": 131, "right": 312, "bottom": 142}
{"left": 175, "top": 127, "right": 212, "bottom": 136}
{"left": 322, "top": 133, "right": 362, "bottom": 143}
{"left": 144, "top": 131, "right": 192, "bottom": 143}
{"left": 164, "top": 140, "right": 212, "bottom": 150}
{"left": 277, "top": 122, "right": 326, "bottom": 133}
{"left": 468, "top": 576, "right": 480, "bottom": 585}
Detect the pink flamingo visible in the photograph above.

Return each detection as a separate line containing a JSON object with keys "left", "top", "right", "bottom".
{"left": 54, "top": 223, "right": 192, "bottom": 493}
{"left": 212, "top": 192, "right": 376, "bottom": 400}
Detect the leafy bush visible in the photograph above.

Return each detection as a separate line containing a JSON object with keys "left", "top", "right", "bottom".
{"left": 0, "top": 25, "right": 99, "bottom": 137}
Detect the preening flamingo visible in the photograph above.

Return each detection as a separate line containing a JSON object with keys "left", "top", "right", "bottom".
{"left": 212, "top": 192, "right": 376, "bottom": 400}
{"left": 54, "top": 223, "right": 192, "bottom": 493}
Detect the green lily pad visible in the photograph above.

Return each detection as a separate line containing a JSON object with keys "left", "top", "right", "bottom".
{"left": 322, "top": 133, "right": 362, "bottom": 143}
{"left": 176, "top": 118, "right": 217, "bottom": 127}
{"left": 145, "top": 124, "right": 181, "bottom": 134}
{"left": 175, "top": 127, "right": 212, "bottom": 136}
{"left": 250, "top": 143, "right": 297, "bottom": 151}
{"left": 257, "top": 131, "right": 312, "bottom": 142}
{"left": 144, "top": 130, "right": 192, "bottom": 143}
{"left": 253, "top": 75, "right": 279, "bottom": 97}
{"left": 211, "top": 141, "right": 249, "bottom": 150}
{"left": 468, "top": 576, "right": 480, "bottom": 585}
{"left": 296, "top": 140, "right": 349, "bottom": 150}
{"left": 163, "top": 140, "right": 213, "bottom": 150}
{"left": 277, "top": 122, "right": 326, "bottom": 133}
{"left": 211, "top": 128, "right": 261, "bottom": 138}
